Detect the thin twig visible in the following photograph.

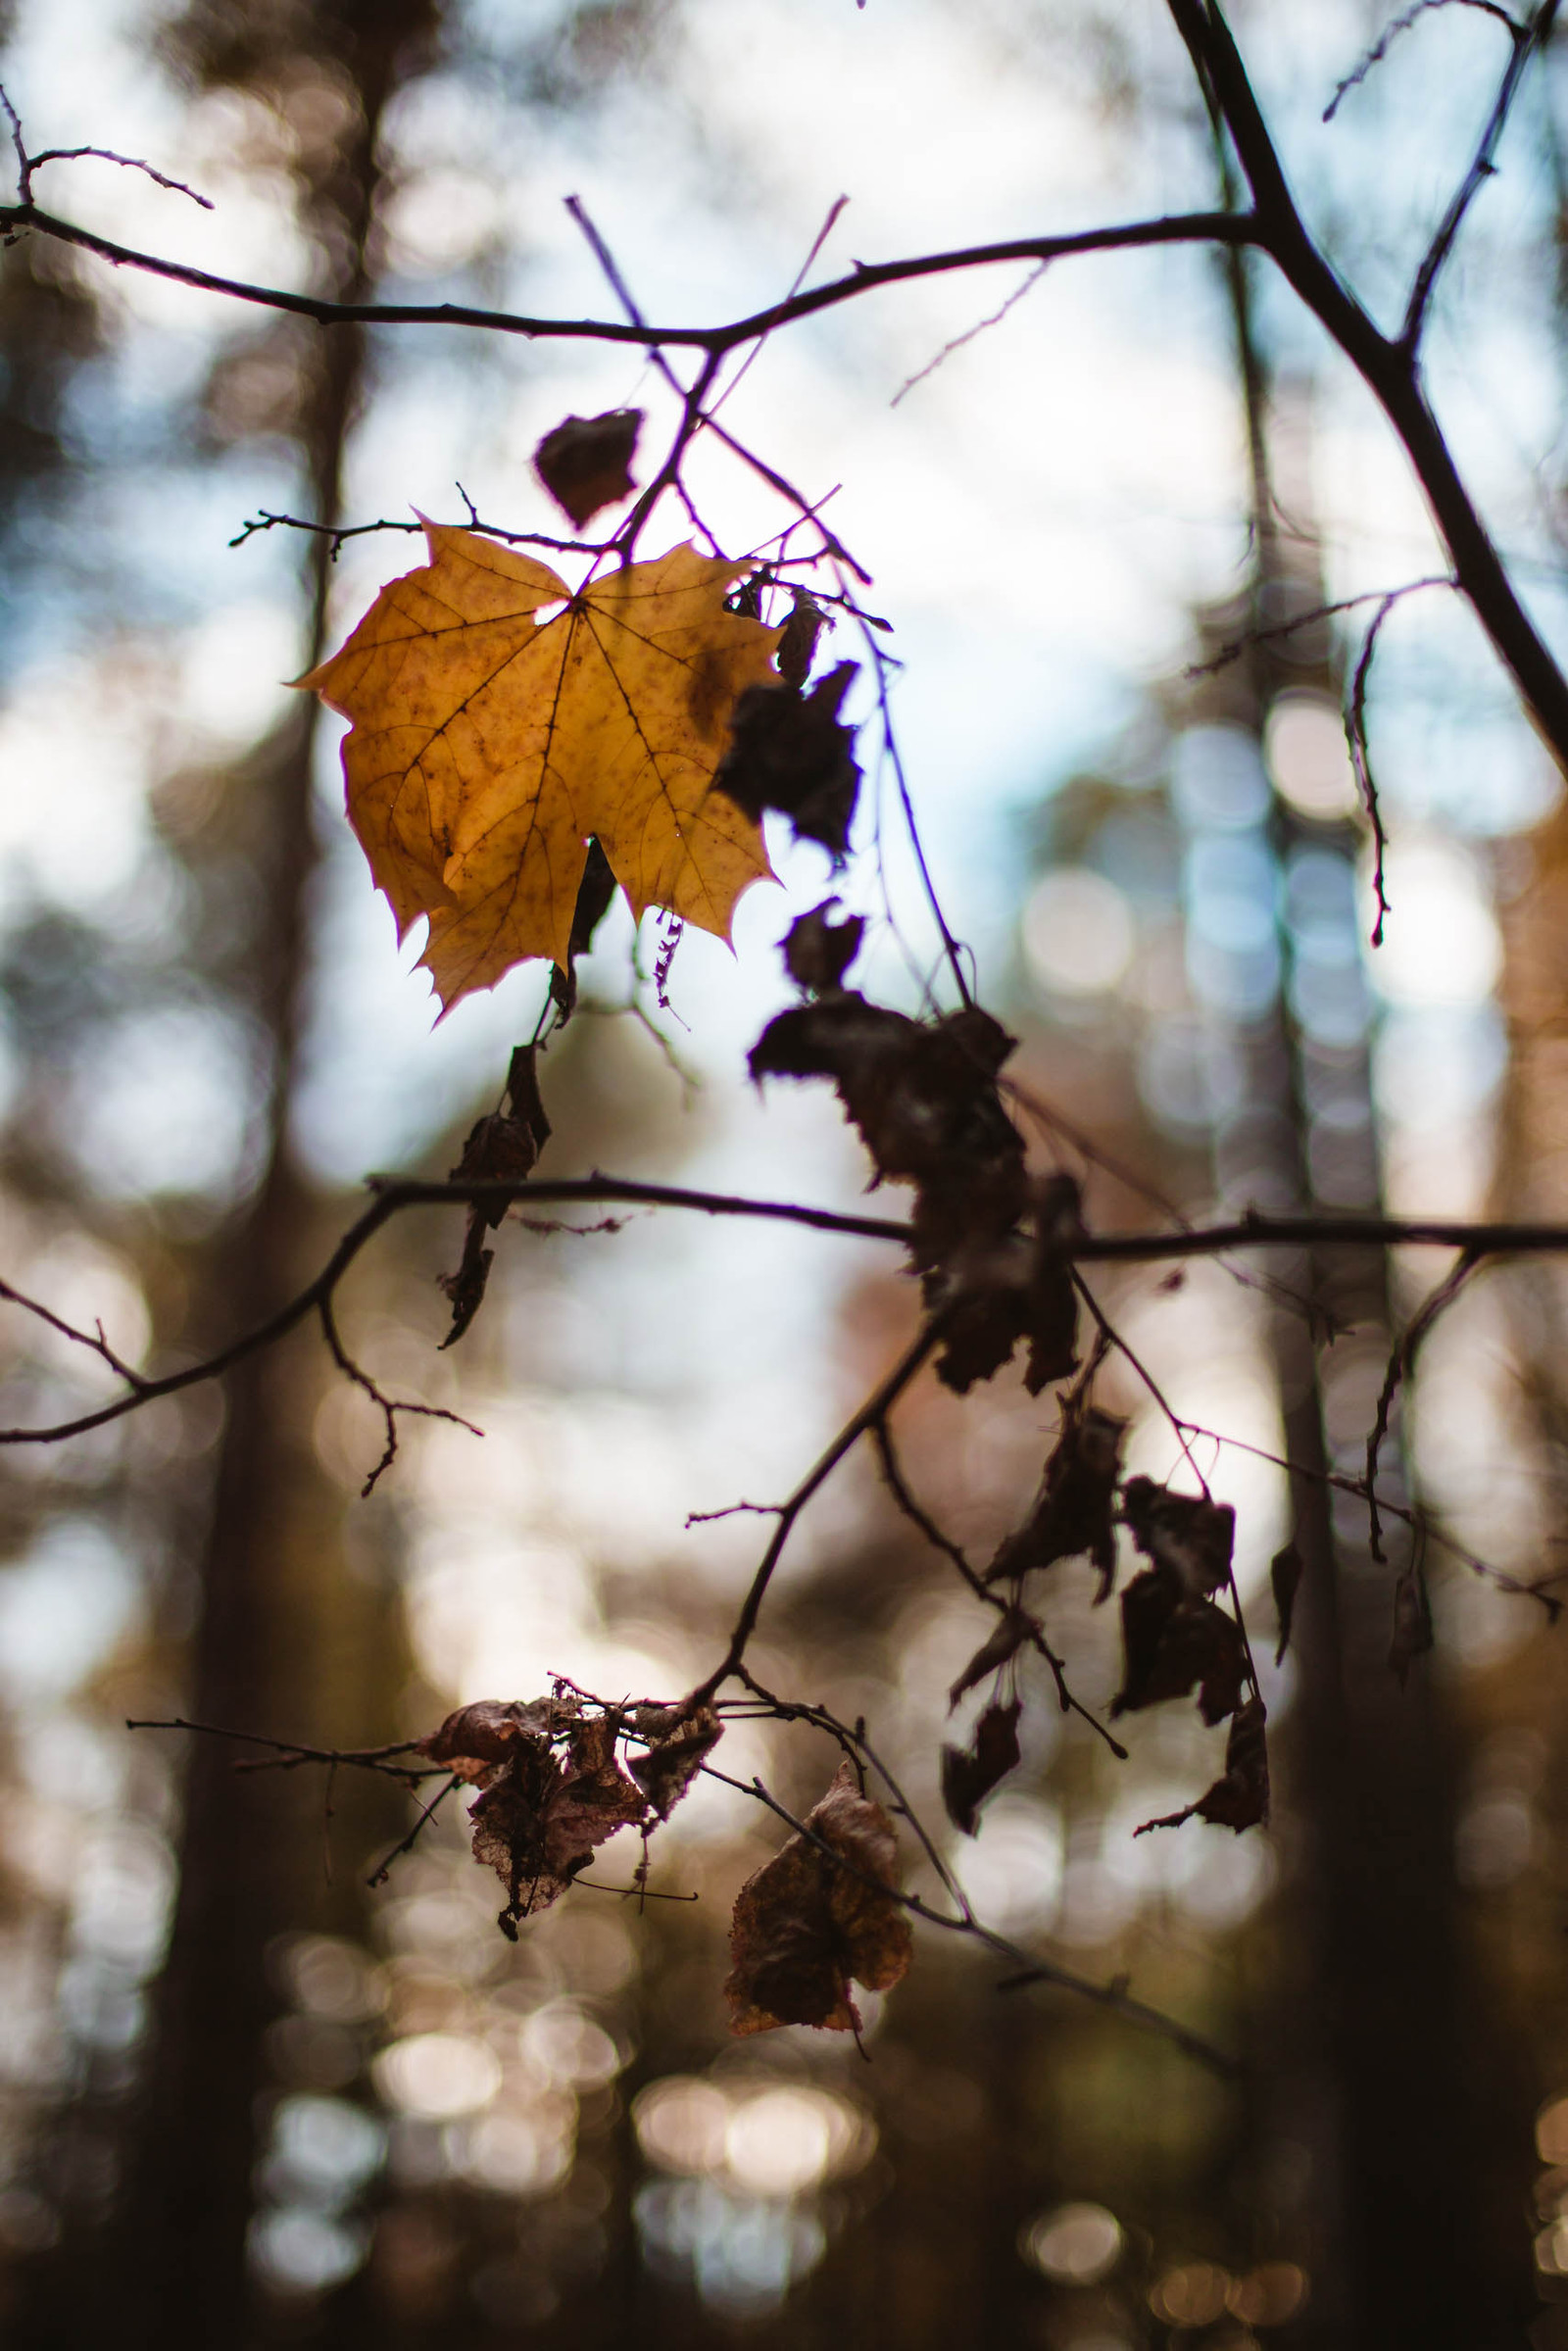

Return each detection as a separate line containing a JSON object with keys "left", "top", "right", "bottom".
{"left": 28, "top": 145, "right": 213, "bottom": 208}
{"left": 1345, "top": 589, "right": 1405, "bottom": 944}
{"left": 1400, "top": 0, "right": 1548, "bottom": 348}
{"left": 1364, "top": 1249, "right": 1483, "bottom": 1559}
{"left": 688, "top": 1317, "right": 948, "bottom": 1705}
{"left": 1324, "top": 0, "right": 1522, "bottom": 122}
{"left": 891, "top": 261, "right": 1050, "bottom": 407}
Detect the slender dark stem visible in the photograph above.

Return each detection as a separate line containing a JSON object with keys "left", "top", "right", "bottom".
{"left": 688, "top": 1318, "right": 946, "bottom": 1704}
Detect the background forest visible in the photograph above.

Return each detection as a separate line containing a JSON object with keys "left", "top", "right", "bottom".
{"left": 0, "top": 0, "right": 1564, "bottom": 2346}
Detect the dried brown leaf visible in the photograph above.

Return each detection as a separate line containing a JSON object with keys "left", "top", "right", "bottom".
{"left": 941, "top": 1699, "right": 1022, "bottom": 1836}
{"left": 1120, "top": 1477, "right": 1236, "bottom": 1597}
{"left": 724, "top": 1760, "right": 912, "bottom": 2036}
{"left": 1134, "top": 1698, "right": 1269, "bottom": 1836}
{"left": 947, "top": 1606, "right": 1036, "bottom": 1708}
{"left": 1111, "top": 1567, "right": 1247, "bottom": 1726}
{"left": 628, "top": 1703, "right": 723, "bottom": 1819}
{"left": 465, "top": 1709, "right": 646, "bottom": 1930}
{"left": 1271, "top": 1541, "right": 1303, "bottom": 1664}
{"left": 533, "top": 407, "right": 642, "bottom": 527}
{"left": 989, "top": 1399, "right": 1126, "bottom": 1595}
{"left": 715, "top": 661, "right": 862, "bottom": 857}
{"left": 782, "top": 899, "right": 865, "bottom": 995}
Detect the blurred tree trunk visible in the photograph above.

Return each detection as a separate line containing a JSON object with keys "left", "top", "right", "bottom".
{"left": 1206, "top": 240, "right": 1514, "bottom": 2342}
{"left": 24, "top": 11, "right": 441, "bottom": 2347}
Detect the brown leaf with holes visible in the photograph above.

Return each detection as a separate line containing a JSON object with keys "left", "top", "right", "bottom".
{"left": 941, "top": 1699, "right": 1022, "bottom": 1836}
{"left": 1111, "top": 1567, "right": 1246, "bottom": 1726}
{"left": 724, "top": 1761, "right": 912, "bottom": 2035}
{"left": 989, "top": 1399, "right": 1125, "bottom": 1597}
{"left": 299, "top": 527, "right": 781, "bottom": 1006}
{"left": 1134, "top": 1698, "right": 1269, "bottom": 1836}
{"left": 628, "top": 1702, "right": 723, "bottom": 1819}
{"left": 1120, "top": 1477, "right": 1236, "bottom": 1597}
{"left": 465, "top": 1711, "right": 646, "bottom": 1932}
{"left": 533, "top": 407, "right": 642, "bottom": 527}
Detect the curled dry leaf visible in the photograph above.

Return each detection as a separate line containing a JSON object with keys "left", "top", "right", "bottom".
{"left": 299, "top": 527, "right": 782, "bottom": 1007}
{"left": 714, "top": 661, "right": 862, "bottom": 858}
{"left": 775, "top": 591, "right": 827, "bottom": 691}
{"left": 941, "top": 1698, "right": 1022, "bottom": 1836}
{"left": 549, "top": 835, "right": 619, "bottom": 1023}
{"left": 782, "top": 898, "right": 865, "bottom": 996}
{"left": 1120, "top": 1476, "right": 1236, "bottom": 1598}
{"left": 724, "top": 1760, "right": 912, "bottom": 2036}
{"left": 947, "top": 1606, "right": 1036, "bottom": 1708}
{"left": 989, "top": 1398, "right": 1125, "bottom": 1597}
{"left": 1112, "top": 1568, "right": 1247, "bottom": 1726}
{"left": 532, "top": 407, "right": 643, "bottom": 528}
{"left": 1270, "top": 1541, "right": 1303, "bottom": 1665}
{"left": 416, "top": 1693, "right": 571, "bottom": 1783}
{"left": 439, "top": 1041, "right": 554, "bottom": 1347}
{"left": 1134, "top": 1698, "right": 1270, "bottom": 1837}
{"left": 628, "top": 1702, "right": 723, "bottom": 1819}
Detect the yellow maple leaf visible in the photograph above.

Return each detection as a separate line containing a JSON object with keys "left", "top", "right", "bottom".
{"left": 298, "top": 524, "right": 783, "bottom": 1007}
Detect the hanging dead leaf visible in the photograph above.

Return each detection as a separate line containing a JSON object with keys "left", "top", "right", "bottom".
{"left": 628, "top": 1702, "right": 723, "bottom": 1819}
{"left": 549, "top": 835, "right": 619, "bottom": 1022}
{"left": 714, "top": 661, "right": 862, "bottom": 857}
{"left": 299, "top": 527, "right": 782, "bottom": 1007}
{"left": 989, "top": 1399, "right": 1125, "bottom": 1598}
{"left": 1120, "top": 1477, "right": 1236, "bottom": 1597}
{"left": 941, "top": 1698, "right": 1022, "bottom": 1836}
{"left": 1134, "top": 1698, "right": 1269, "bottom": 1836}
{"left": 724, "top": 1760, "right": 912, "bottom": 2035}
{"left": 1270, "top": 1541, "right": 1303, "bottom": 1664}
{"left": 947, "top": 1605, "right": 1036, "bottom": 1707}
{"left": 533, "top": 407, "right": 642, "bottom": 528}
{"left": 782, "top": 898, "right": 865, "bottom": 995}
{"left": 438, "top": 1041, "right": 554, "bottom": 1346}
{"left": 1111, "top": 1567, "right": 1246, "bottom": 1726}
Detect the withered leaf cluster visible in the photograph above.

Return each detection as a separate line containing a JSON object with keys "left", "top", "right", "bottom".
{"left": 438, "top": 1042, "right": 552, "bottom": 1347}
{"left": 751, "top": 939, "right": 1079, "bottom": 1396}
{"left": 725, "top": 1762, "right": 913, "bottom": 2035}
{"left": 417, "top": 1692, "right": 722, "bottom": 1936}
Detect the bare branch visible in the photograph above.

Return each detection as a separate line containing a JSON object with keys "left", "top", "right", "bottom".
{"left": 0, "top": 198, "right": 1255, "bottom": 352}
